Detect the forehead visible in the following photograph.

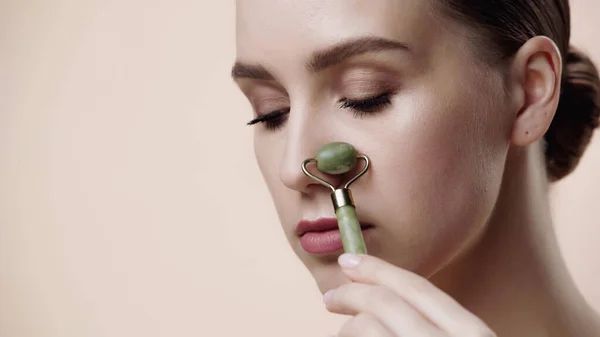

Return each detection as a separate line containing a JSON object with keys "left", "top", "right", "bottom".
{"left": 235, "top": 0, "right": 439, "bottom": 65}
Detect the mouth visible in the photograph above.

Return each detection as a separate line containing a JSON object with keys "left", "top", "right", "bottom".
{"left": 296, "top": 217, "right": 375, "bottom": 254}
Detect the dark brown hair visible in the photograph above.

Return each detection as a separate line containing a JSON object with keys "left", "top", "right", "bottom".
{"left": 439, "top": 0, "right": 600, "bottom": 181}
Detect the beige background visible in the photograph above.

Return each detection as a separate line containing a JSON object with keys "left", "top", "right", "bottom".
{"left": 0, "top": 1, "right": 598, "bottom": 336}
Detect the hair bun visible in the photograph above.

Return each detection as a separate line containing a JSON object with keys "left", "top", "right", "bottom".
{"left": 544, "top": 46, "right": 600, "bottom": 181}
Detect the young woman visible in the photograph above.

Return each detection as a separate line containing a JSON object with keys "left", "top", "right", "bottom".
{"left": 232, "top": 1, "right": 600, "bottom": 336}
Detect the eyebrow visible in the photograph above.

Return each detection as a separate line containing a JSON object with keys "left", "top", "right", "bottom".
{"left": 231, "top": 36, "right": 410, "bottom": 80}
{"left": 307, "top": 36, "right": 410, "bottom": 72}
{"left": 230, "top": 63, "right": 275, "bottom": 80}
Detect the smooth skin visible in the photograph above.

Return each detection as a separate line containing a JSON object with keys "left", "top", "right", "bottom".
{"left": 233, "top": 0, "right": 600, "bottom": 336}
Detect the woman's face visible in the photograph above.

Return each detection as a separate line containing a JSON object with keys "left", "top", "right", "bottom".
{"left": 234, "top": 0, "right": 514, "bottom": 292}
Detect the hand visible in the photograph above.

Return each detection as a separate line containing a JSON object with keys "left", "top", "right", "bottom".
{"left": 324, "top": 254, "right": 496, "bottom": 337}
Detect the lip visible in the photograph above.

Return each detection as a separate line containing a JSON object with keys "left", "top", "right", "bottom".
{"left": 296, "top": 217, "right": 374, "bottom": 254}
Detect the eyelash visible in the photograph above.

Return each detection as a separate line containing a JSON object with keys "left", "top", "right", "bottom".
{"left": 247, "top": 92, "right": 393, "bottom": 130}
{"left": 246, "top": 108, "right": 290, "bottom": 131}
{"left": 338, "top": 92, "right": 393, "bottom": 117}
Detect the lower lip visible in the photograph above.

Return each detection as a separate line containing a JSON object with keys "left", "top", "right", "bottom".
{"left": 299, "top": 227, "right": 372, "bottom": 254}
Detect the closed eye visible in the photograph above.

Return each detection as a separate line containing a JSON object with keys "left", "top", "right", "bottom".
{"left": 339, "top": 92, "right": 393, "bottom": 116}
{"left": 246, "top": 92, "right": 392, "bottom": 130}
{"left": 247, "top": 108, "right": 290, "bottom": 131}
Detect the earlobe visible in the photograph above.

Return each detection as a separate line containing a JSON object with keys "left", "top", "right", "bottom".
{"left": 510, "top": 36, "right": 563, "bottom": 147}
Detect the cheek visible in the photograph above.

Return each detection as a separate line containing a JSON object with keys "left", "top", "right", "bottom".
{"left": 360, "top": 83, "right": 509, "bottom": 274}
{"left": 254, "top": 135, "right": 282, "bottom": 198}
{"left": 253, "top": 134, "right": 294, "bottom": 223}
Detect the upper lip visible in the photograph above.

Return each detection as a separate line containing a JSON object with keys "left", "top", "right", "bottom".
{"left": 296, "top": 217, "right": 374, "bottom": 237}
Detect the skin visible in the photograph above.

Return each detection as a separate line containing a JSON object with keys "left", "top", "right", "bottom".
{"left": 233, "top": 0, "right": 600, "bottom": 335}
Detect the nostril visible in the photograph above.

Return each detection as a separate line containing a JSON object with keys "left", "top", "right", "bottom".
{"left": 304, "top": 182, "right": 336, "bottom": 196}
{"left": 279, "top": 159, "right": 329, "bottom": 192}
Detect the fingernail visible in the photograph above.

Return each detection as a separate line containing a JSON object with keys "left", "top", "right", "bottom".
{"left": 323, "top": 289, "right": 335, "bottom": 304}
{"left": 338, "top": 253, "right": 361, "bottom": 268}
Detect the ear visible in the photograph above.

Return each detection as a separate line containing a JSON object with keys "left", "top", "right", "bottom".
{"left": 509, "top": 36, "right": 563, "bottom": 146}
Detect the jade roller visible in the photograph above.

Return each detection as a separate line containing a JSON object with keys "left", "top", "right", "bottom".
{"left": 301, "top": 142, "right": 370, "bottom": 254}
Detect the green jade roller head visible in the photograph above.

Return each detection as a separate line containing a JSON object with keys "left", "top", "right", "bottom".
{"left": 301, "top": 142, "right": 370, "bottom": 254}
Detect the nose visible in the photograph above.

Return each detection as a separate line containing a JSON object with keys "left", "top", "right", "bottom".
{"left": 279, "top": 115, "right": 343, "bottom": 194}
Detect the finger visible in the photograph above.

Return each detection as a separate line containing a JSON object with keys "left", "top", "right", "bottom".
{"left": 325, "top": 282, "right": 443, "bottom": 336}
{"left": 337, "top": 253, "right": 491, "bottom": 333}
{"left": 337, "top": 313, "right": 395, "bottom": 337}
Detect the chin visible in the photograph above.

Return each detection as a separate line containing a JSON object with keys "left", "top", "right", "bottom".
{"left": 313, "top": 266, "right": 351, "bottom": 294}
{"left": 304, "top": 256, "right": 353, "bottom": 293}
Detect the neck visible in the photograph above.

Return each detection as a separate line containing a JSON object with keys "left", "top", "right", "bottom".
{"left": 430, "top": 142, "right": 600, "bottom": 336}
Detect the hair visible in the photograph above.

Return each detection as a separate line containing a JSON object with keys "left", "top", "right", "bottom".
{"left": 438, "top": 0, "right": 600, "bottom": 181}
